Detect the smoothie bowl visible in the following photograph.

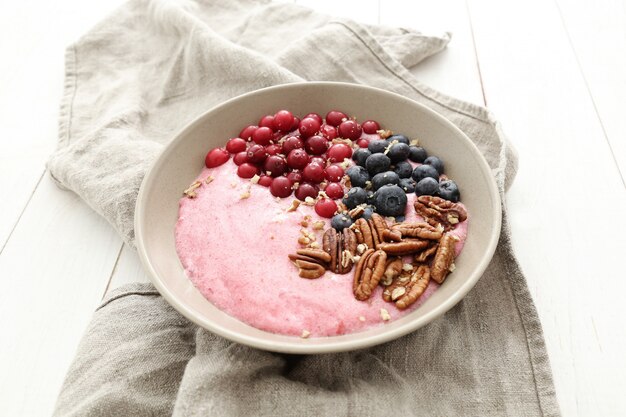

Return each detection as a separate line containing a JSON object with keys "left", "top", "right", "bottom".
{"left": 135, "top": 82, "right": 501, "bottom": 354}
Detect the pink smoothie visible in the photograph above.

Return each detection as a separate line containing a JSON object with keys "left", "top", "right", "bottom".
{"left": 175, "top": 160, "right": 468, "bottom": 337}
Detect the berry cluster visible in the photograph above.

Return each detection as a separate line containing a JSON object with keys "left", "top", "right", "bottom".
{"left": 203, "top": 109, "right": 460, "bottom": 221}
{"left": 205, "top": 109, "right": 379, "bottom": 218}
{"left": 332, "top": 137, "right": 460, "bottom": 231}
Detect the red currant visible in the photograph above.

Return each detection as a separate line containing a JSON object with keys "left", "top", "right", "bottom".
{"left": 282, "top": 136, "right": 304, "bottom": 154}
{"left": 299, "top": 117, "right": 321, "bottom": 138}
{"left": 258, "top": 115, "right": 276, "bottom": 130}
{"left": 239, "top": 125, "right": 258, "bottom": 141}
{"left": 309, "top": 156, "right": 327, "bottom": 166}
{"left": 324, "top": 165, "right": 345, "bottom": 182}
{"left": 287, "top": 171, "right": 303, "bottom": 184}
{"left": 302, "top": 163, "right": 325, "bottom": 184}
{"left": 338, "top": 120, "right": 362, "bottom": 140}
{"left": 252, "top": 126, "right": 273, "bottom": 145}
{"left": 258, "top": 175, "right": 273, "bottom": 187}
{"left": 305, "top": 135, "right": 328, "bottom": 155}
{"left": 324, "top": 182, "right": 344, "bottom": 199}
{"left": 291, "top": 116, "right": 300, "bottom": 131}
{"left": 325, "top": 110, "right": 347, "bottom": 127}
{"left": 273, "top": 110, "right": 295, "bottom": 132}
{"left": 287, "top": 149, "right": 309, "bottom": 170}
{"left": 356, "top": 138, "right": 369, "bottom": 148}
{"left": 233, "top": 151, "right": 248, "bottom": 165}
{"left": 263, "top": 155, "right": 287, "bottom": 177}
{"left": 225, "top": 137, "right": 247, "bottom": 154}
{"left": 320, "top": 124, "right": 338, "bottom": 140}
{"left": 327, "top": 143, "right": 352, "bottom": 162}
{"left": 237, "top": 162, "right": 260, "bottom": 179}
{"left": 315, "top": 198, "right": 338, "bottom": 218}
{"left": 205, "top": 148, "right": 229, "bottom": 168}
{"left": 270, "top": 176, "right": 292, "bottom": 198}
{"left": 362, "top": 120, "right": 380, "bottom": 134}
{"left": 247, "top": 144, "right": 268, "bottom": 164}
{"left": 303, "top": 112, "right": 323, "bottom": 124}
{"left": 265, "top": 144, "right": 282, "bottom": 155}
{"left": 295, "top": 183, "right": 319, "bottom": 201}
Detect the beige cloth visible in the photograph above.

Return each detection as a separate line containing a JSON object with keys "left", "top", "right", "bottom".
{"left": 49, "top": 0, "right": 560, "bottom": 416}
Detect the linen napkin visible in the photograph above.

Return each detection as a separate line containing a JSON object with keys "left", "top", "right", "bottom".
{"left": 49, "top": 0, "right": 560, "bottom": 416}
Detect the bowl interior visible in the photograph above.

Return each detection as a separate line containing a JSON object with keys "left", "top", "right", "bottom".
{"left": 135, "top": 82, "right": 501, "bottom": 354}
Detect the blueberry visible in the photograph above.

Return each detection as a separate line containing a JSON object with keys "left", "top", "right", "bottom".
{"left": 388, "top": 134, "right": 409, "bottom": 145}
{"left": 412, "top": 164, "right": 439, "bottom": 182}
{"left": 352, "top": 148, "right": 371, "bottom": 167}
{"left": 372, "top": 171, "right": 400, "bottom": 190}
{"left": 395, "top": 215, "right": 406, "bottom": 222}
{"left": 393, "top": 161, "right": 413, "bottom": 178}
{"left": 331, "top": 213, "right": 353, "bottom": 231}
{"left": 438, "top": 180, "right": 460, "bottom": 202}
{"left": 424, "top": 156, "right": 444, "bottom": 174}
{"left": 346, "top": 165, "right": 370, "bottom": 188}
{"left": 365, "top": 153, "right": 391, "bottom": 176}
{"left": 374, "top": 184, "right": 407, "bottom": 217}
{"left": 386, "top": 142, "right": 410, "bottom": 163}
{"left": 366, "top": 190, "right": 376, "bottom": 205}
{"left": 368, "top": 139, "right": 390, "bottom": 154}
{"left": 415, "top": 177, "right": 439, "bottom": 196}
{"left": 408, "top": 146, "right": 427, "bottom": 163}
{"left": 362, "top": 205, "right": 375, "bottom": 220}
{"left": 399, "top": 178, "right": 416, "bottom": 193}
{"left": 342, "top": 187, "right": 368, "bottom": 209}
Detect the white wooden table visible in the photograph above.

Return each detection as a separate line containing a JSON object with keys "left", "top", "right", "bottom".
{"left": 1, "top": 1, "right": 625, "bottom": 415}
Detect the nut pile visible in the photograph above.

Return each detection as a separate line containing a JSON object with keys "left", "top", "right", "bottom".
{"left": 288, "top": 195, "right": 467, "bottom": 310}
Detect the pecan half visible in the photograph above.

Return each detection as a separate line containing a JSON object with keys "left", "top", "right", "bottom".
{"left": 396, "top": 265, "right": 431, "bottom": 309}
{"left": 431, "top": 233, "right": 456, "bottom": 283}
{"left": 353, "top": 249, "right": 387, "bottom": 301}
{"left": 414, "top": 242, "right": 439, "bottom": 263}
{"left": 368, "top": 219, "right": 381, "bottom": 249}
{"left": 353, "top": 249, "right": 374, "bottom": 292}
{"left": 377, "top": 239, "right": 429, "bottom": 255}
{"left": 354, "top": 218, "right": 374, "bottom": 250}
{"left": 293, "top": 259, "right": 326, "bottom": 279}
{"left": 391, "top": 222, "right": 443, "bottom": 240}
{"left": 338, "top": 228, "right": 358, "bottom": 274}
{"left": 288, "top": 253, "right": 322, "bottom": 265}
{"left": 296, "top": 248, "right": 331, "bottom": 264}
{"left": 323, "top": 228, "right": 340, "bottom": 273}
{"left": 323, "top": 228, "right": 357, "bottom": 274}
{"left": 382, "top": 229, "right": 402, "bottom": 242}
{"left": 370, "top": 213, "right": 389, "bottom": 244}
{"left": 343, "top": 228, "right": 357, "bottom": 254}
{"left": 414, "top": 196, "right": 468, "bottom": 230}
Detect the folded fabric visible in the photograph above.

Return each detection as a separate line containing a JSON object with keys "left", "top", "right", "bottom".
{"left": 49, "top": 1, "right": 560, "bottom": 416}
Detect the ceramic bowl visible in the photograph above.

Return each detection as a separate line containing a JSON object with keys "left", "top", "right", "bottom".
{"left": 135, "top": 82, "right": 501, "bottom": 354}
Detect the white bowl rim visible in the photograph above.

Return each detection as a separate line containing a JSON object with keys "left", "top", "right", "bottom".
{"left": 135, "top": 81, "right": 502, "bottom": 354}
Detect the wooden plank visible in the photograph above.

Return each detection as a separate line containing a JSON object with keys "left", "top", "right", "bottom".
{"left": 380, "top": 0, "right": 485, "bottom": 105}
{"left": 107, "top": 244, "right": 152, "bottom": 292}
{"left": 0, "top": 176, "right": 123, "bottom": 416}
{"left": 467, "top": 1, "right": 626, "bottom": 416}
{"left": 555, "top": 0, "right": 626, "bottom": 183}
{"left": 0, "top": 0, "right": 127, "bottom": 248}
